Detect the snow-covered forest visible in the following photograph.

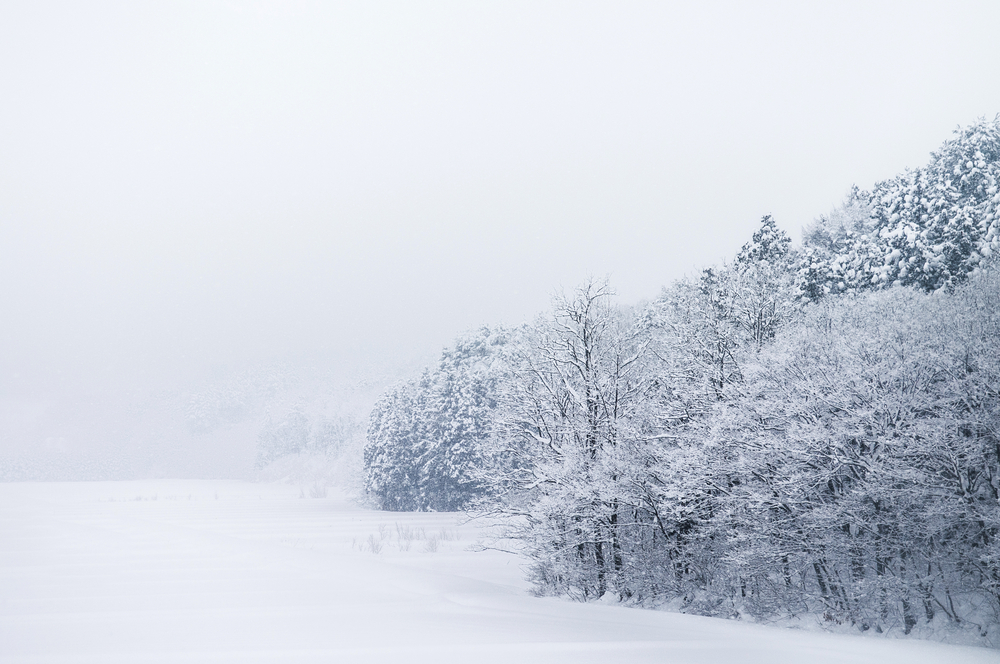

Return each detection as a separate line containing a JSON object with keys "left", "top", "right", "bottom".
{"left": 359, "top": 118, "right": 1000, "bottom": 643}
{"left": 6, "top": 2, "right": 1000, "bottom": 659}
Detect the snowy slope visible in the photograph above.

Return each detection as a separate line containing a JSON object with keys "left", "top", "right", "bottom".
{"left": 0, "top": 480, "right": 993, "bottom": 664}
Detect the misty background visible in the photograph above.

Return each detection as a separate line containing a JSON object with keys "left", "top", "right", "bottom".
{"left": 2, "top": 1, "right": 1000, "bottom": 479}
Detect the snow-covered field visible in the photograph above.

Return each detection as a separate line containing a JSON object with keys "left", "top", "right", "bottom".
{"left": 0, "top": 481, "right": 993, "bottom": 664}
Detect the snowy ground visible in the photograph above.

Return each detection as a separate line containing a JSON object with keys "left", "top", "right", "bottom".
{"left": 0, "top": 481, "right": 994, "bottom": 664}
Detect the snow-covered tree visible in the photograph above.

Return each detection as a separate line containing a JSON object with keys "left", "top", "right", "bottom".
{"left": 732, "top": 215, "right": 798, "bottom": 348}
{"left": 365, "top": 383, "right": 422, "bottom": 510}
{"left": 618, "top": 217, "right": 800, "bottom": 611}
{"left": 364, "top": 326, "right": 514, "bottom": 511}
{"left": 645, "top": 216, "right": 796, "bottom": 401}
{"left": 481, "top": 279, "right": 666, "bottom": 599}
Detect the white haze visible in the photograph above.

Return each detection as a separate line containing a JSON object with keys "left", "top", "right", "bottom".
{"left": 2, "top": 1, "right": 1000, "bottom": 477}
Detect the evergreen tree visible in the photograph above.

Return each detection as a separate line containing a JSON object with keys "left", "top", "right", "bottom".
{"left": 364, "top": 326, "right": 513, "bottom": 511}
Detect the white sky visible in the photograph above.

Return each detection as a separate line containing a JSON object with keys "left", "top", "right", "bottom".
{"left": 2, "top": 1, "right": 1000, "bottom": 460}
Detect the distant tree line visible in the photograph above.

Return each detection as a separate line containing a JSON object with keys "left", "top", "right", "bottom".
{"left": 362, "top": 117, "right": 1000, "bottom": 642}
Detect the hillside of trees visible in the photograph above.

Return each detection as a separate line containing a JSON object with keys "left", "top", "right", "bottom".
{"left": 361, "top": 117, "right": 1000, "bottom": 644}
{"left": 798, "top": 117, "right": 1000, "bottom": 298}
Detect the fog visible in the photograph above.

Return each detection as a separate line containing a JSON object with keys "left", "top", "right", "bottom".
{"left": 2, "top": 1, "right": 999, "bottom": 478}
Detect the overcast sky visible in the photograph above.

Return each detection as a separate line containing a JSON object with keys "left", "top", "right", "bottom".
{"left": 2, "top": 1, "right": 1000, "bottom": 464}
